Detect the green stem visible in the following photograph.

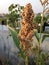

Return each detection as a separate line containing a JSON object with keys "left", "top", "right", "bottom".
{"left": 40, "top": 4, "right": 45, "bottom": 44}
{"left": 25, "top": 56, "right": 28, "bottom": 65}
{"left": 36, "top": 5, "right": 45, "bottom": 65}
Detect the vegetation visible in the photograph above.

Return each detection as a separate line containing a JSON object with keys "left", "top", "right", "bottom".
{"left": 5, "top": 4, "right": 24, "bottom": 29}
{"left": 34, "top": 13, "right": 47, "bottom": 24}
{"left": 0, "top": 18, "right": 2, "bottom": 23}
{"left": 47, "top": 14, "right": 49, "bottom": 19}
{"left": 7, "top": 0, "right": 49, "bottom": 65}
{"left": 33, "top": 0, "right": 49, "bottom": 65}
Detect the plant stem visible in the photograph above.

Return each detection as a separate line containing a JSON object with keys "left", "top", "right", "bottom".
{"left": 37, "top": 4, "right": 45, "bottom": 65}
{"left": 25, "top": 56, "right": 28, "bottom": 65}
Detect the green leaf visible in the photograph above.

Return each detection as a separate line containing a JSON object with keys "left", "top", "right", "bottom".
{"left": 8, "top": 26, "right": 25, "bottom": 59}
{"left": 41, "top": 53, "right": 45, "bottom": 65}
{"left": 9, "top": 4, "right": 14, "bottom": 11}
{"left": 9, "top": 28, "right": 20, "bottom": 48}
{"left": 34, "top": 29, "right": 40, "bottom": 42}
{"left": 44, "top": 31, "right": 49, "bottom": 34}
{"left": 42, "top": 34, "right": 49, "bottom": 43}
{"left": 20, "top": 6, "right": 24, "bottom": 9}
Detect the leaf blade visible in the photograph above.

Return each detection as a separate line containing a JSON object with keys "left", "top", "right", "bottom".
{"left": 34, "top": 29, "right": 40, "bottom": 42}
{"left": 7, "top": 25, "right": 25, "bottom": 59}
{"left": 42, "top": 34, "right": 49, "bottom": 43}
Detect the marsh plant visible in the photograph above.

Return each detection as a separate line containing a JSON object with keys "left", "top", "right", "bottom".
{"left": 7, "top": 0, "right": 49, "bottom": 65}
{"left": 32, "top": 0, "right": 49, "bottom": 65}
{"left": 18, "top": 3, "right": 38, "bottom": 65}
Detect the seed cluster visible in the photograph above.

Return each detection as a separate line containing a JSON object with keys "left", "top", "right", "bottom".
{"left": 18, "top": 3, "right": 37, "bottom": 56}
{"left": 40, "top": 0, "right": 48, "bottom": 5}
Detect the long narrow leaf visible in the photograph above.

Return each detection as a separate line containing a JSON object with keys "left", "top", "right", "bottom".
{"left": 42, "top": 34, "right": 49, "bottom": 43}
{"left": 34, "top": 29, "right": 40, "bottom": 42}
{"left": 7, "top": 25, "right": 25, "bottom": 59}
{"left": 8, "top": 26, "right": 20, "bottom": 48}
{"left": 44, "top": 31, "right": 49, "bottom": 34}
